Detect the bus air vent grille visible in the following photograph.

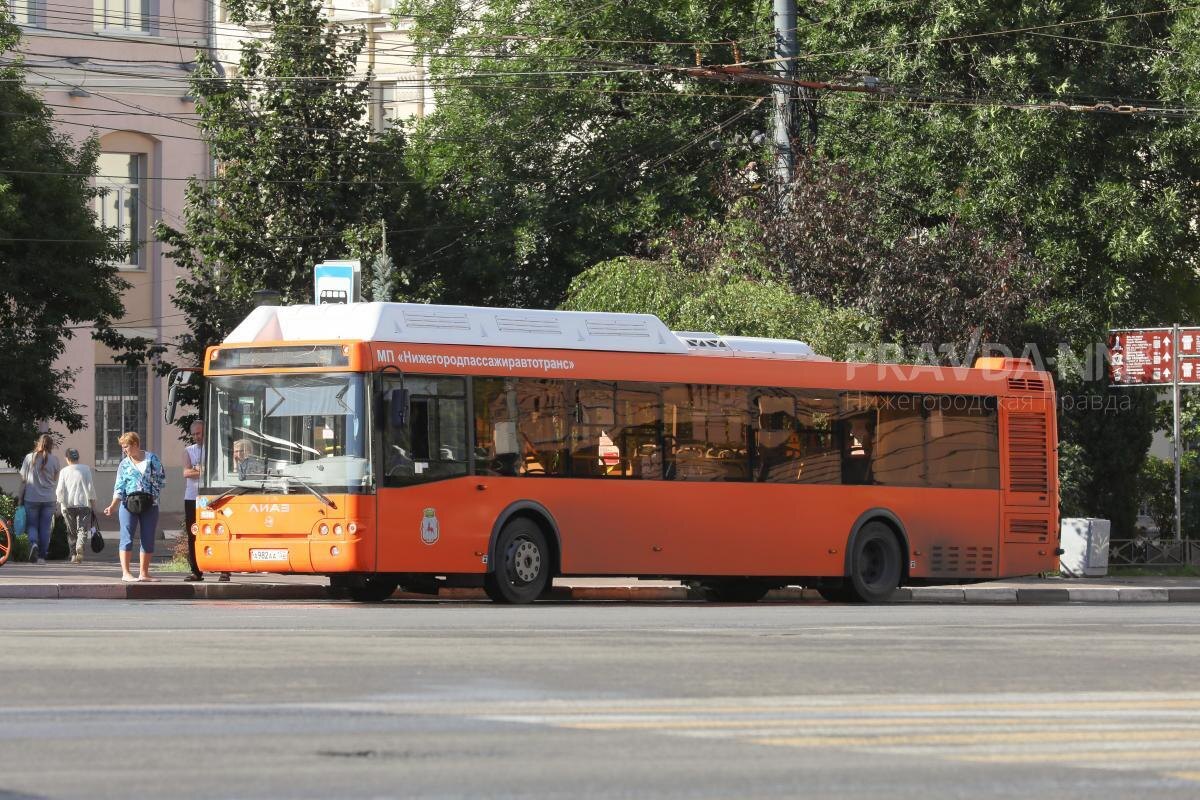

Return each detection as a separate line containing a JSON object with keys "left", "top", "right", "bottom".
{"left": 586, "top": 319, "right": 651, "bottom": 338}
{"left": 495, "top": 315, "right": 563, "bottom": 335}
{"left": 403, "top": 310, "right": 471, "bottom": 331}
{"left": 929, "top": 545, "right": 995, "bottom": 576}
{"left": 1007, "top": 413, "right": 1049, "bottom": 494}
{"left": 1007, "top": 377, "right": 1047, "bottom": 393}
{"left": 1006, "top": 518, "right": 1050, "bottom": 544}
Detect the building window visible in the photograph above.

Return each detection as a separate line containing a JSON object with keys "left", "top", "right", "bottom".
{"left": 378, "top": 78, "right": 422, "bottom": 131}
{"left": 94, "top": 0, "right": 150, "bottom": 33}
{"left": 11, "top": 0, "right": 41, "bottom": 26}
{"left": 96, "top": 153, "right": 145, "bottom": 269}
{"left": 95, "top": 366, "right": 147, "bottom": 465}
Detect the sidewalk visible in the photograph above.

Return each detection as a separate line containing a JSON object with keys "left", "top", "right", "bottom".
{"left": 1, "top": 559, "right": 1198, "bottom": 602}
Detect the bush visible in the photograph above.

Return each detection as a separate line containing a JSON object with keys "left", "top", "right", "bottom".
{"left": 1138, "top": 453, "right": 1200, "bottom": 539}
{"left": 11, "top": 534, "right": 32, "bottom": 563}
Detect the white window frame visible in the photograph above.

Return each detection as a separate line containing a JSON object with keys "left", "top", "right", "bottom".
{"left": 10, "top": 0, "right": 43, "bottom": 27}
{"left": 93, "top": 0, "right": 152, "bottom": 33}
{"left": 96, "top": 152, "right": 146, "bottom": 271}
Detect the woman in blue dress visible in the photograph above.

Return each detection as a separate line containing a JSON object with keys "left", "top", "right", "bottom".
{"left": 102, "top": 431, "right": 166, "bottom": 582}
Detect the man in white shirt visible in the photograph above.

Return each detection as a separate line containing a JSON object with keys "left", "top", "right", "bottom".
{"left": 55, "top": 448, "right": 97, "bottom": 564}
{"left": 183, "top": 420, "right": 205, "bottom": 581}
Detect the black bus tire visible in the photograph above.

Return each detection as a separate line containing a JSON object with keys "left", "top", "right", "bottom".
{"left": 483, "top": 518, "right": 550, "bottom": 604}
{"left": 845, "top": 521, "right": 903, "bottom": 603}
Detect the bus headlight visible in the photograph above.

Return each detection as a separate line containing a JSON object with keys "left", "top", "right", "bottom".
{"left": 330, "top": 546, "right": 340, "bottom": 556}
{"left": 333, "top": 524, "right": 344, "bottom": 537}
{"left": 347, "top": 522, "right": 358, "bottom": 535}
{"left": 204, "top": 546, "right": 213, "bottom": 556}
{"left": 216, "top": 524, "right": 226, "bottom": 536}
{"left": 203, "top": 525, "right": 212, "bottom": 535}
{"left": 319, "top": 523, "right": 329, "bottom": 536}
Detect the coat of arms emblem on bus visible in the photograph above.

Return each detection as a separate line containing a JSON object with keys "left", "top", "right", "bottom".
{"left": 420, "top": 508, "right": 440, "bottom": 545}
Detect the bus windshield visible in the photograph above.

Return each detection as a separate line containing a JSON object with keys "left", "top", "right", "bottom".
{"left": 206, "top": 373, "right": 372, "bottom": 494}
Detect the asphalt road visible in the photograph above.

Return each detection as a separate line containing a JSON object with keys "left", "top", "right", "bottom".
{"left": 1, "top": 600, "right": 1198, "bottom": 799}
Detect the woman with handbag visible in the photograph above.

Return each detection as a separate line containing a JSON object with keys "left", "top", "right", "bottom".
{"left": 102, "top": 432, "right": 166, "bottom": 582}
{"left": 18, "top": 434, "right": 63, "bottom": 564}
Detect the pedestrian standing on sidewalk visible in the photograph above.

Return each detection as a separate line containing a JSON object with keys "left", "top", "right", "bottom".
{"left": 182, "top": 419, "right": 227, "bottom": 581}
{"left": 55, "top": 448, "right": 97, "bottom": 564}
{"left": 18, "top": 434, "right": 62, "bottom": 564}
{"left": 102, "top": 432, "right": 166, "bottom": 582}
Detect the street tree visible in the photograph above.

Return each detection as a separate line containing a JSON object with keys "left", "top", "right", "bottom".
{"left": 561, "top": 256, "right": 879, "bottom": 361}
{"left": 799, "top": 1, "right": 1200, "bottom": 340}
{"left": 159, "top": 0, "right": 411, "bottom": 419}
{"left": 0, "top": 15, "right": 130, "bottom": 465}
{"left": 393, "top": 0, "right": 772, "bottom": 308}
{"left": 659, "top": 164, "right": 1048, "bottom": 358}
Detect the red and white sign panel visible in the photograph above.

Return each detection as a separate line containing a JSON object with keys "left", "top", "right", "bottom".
{"left": 1109, "top": 328, "right": 1200, "bottom": 386}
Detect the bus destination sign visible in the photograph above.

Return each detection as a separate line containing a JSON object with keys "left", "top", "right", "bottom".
{"left": 1108, "top": 327, "right": 1200, "bottom": 386}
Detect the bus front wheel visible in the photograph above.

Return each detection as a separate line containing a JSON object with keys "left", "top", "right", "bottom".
{"left": 845, "top": 522, "right": 903, "bottom": 603}
{"left": 348, "top": 576, "right": 399, "bottom": 603}
{"left": 483, "top": 518, "right": 550, "bottom": 604}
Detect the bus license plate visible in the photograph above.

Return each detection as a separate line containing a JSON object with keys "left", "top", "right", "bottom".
{"left": 250, "top": 549, "right": 289, "bottom": 562}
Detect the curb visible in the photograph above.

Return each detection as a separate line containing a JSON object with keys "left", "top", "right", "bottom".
{"left": 0, "top": 583, "right": 1198, "bottom": 603}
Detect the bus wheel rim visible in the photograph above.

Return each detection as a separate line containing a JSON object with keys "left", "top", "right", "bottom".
{"left": 511, "top": 539, "right": 541, "bottom": 583}
{"left": 861, "top": 541, "right": 885, "bottom": 586}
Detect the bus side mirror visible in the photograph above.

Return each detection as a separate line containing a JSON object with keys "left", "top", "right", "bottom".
{"left": 389, "top": 388, "right": 409, "bottom": 428}
{"left": 164, "top": 369, "right": 194, "bottom": 424}
{"left": 165, "top": 384, "right": 179, "bottom": 424}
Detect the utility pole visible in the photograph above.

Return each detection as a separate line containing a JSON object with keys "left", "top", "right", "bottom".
{"left": 1174, "top": 323, "right": 1183, "bottom": 540}
{"left": 772, "top": 0, "right": 798, "bottom": 189}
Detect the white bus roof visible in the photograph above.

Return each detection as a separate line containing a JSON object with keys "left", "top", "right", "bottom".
{"left": 224, "top": 302, "right": 829, "bottom": 361}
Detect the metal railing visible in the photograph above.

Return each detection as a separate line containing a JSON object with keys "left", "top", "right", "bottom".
{"left": 1109, "top": 538, "right": 1200, "bottom": 567}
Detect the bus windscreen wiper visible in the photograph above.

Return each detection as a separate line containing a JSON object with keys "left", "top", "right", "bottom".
{"left": 207, "top": 484, "right": 255, "bottom": 510}
{"left": 277, "top": 476, "right": 336, "bottom": 509}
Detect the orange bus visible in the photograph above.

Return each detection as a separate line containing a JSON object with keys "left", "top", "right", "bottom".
{"left": 182, "top": 302, "right": 1059, "bottom": 603}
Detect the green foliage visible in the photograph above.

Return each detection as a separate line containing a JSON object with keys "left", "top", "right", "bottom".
{"left": 1056, "top": 440, "right": 1094, "bottom": 520}
{"left": 1057, "top": 382, "right": 1157, "bottom": 537}
{"left": 1152, "top": 390, "right": 1200, "bottom": 453}
{"left": 661, "top": 165, "right": 1048, "bottom": 357}
{"left": 0, "top": 16, "right": 133, "bottom": 465}
{"left": 394, "top": 0, "right": 772, "bottom": 307}
{"left": 0, "top": 489, "right": 14, "bottom": 524}
{"left": 562, "top": 257, "right": 879, "bottom": 361}
{"left": 1137, "top": 453, "right": 1200, "bottom": 539}
{"left": 12, "top": 534, "right": 32, "bottom": 564}
{"left": 158, "top": 0, "right": 412, "bottom": 425}
{"left": 801, "top": 1, "right": 1200, "bottom": 341}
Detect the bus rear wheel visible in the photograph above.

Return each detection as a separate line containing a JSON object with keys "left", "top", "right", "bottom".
{"left": 698, "top": 579, "right": 773, "bottom": 603}
{"left": 845, "top": 522, "right": 902, "bottom": 603}
{"left": 483, "top": 518, "right": 551, "bottom": 604}
{"left": 348, "top": 576, "right": 399, "bottom": 602}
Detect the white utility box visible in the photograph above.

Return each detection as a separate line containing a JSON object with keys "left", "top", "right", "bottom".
{"left": 1060, "top": 518, "right": 1110, "bottom": 577}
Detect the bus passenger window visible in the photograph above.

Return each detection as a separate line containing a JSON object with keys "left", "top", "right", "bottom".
{"left": 754, "top": 392, "right": 802, "bottom": 483}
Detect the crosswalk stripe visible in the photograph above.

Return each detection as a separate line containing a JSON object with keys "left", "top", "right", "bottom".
{"left": 753, "top": 729, "right": 1200, "bottom": 748}
{"left": 949, "top": 749, "right": 1200, "bottom": 764}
